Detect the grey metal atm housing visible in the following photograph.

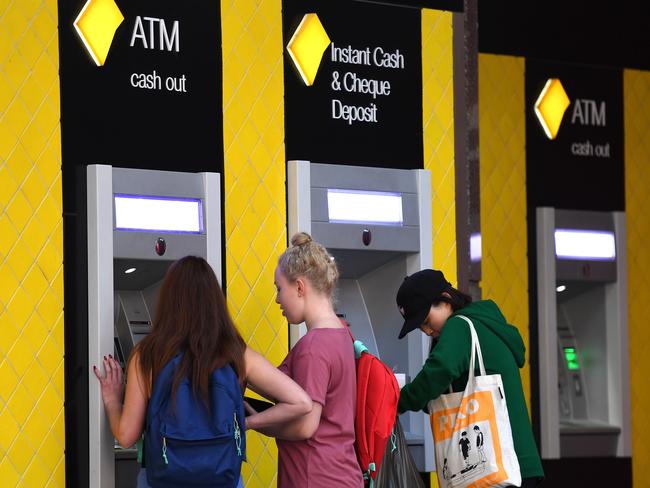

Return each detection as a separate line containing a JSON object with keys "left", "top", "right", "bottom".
{"left": 288, "top": 160, "right": 435, "bottom": 472}
{"left": 87, "top": 165, "right": 222, "bottom": 488}
{"left": 536, "top": 208, "right": 631, "bottom": 460}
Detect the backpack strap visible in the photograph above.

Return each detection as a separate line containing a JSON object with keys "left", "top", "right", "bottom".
{"left": 353, "top": 340, "right": 368, "bottom": 359}
{"left": 344, "top": 321, "right": 355, "bottom": 342}
{"left": 343, "top": 321, "right": 369, "bottom": 359}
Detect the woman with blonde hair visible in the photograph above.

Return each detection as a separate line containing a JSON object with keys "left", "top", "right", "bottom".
{"left": 93, "top": 255, "right": 312, "bottom": 487}
{"left": 246, "top": 232, "right": 363, "bottom": 487}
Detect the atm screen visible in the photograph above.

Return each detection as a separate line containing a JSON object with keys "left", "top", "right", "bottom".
{"left": 563, "top": 347, "right": 580, "bottom": 370}
{"left": 114, "top": 194, "right": 204, "bottom": 233}
{"left": 327, "top": 189, "right": 403, "bottom": 225}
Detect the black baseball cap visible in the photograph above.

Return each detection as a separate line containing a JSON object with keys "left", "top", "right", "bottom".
{"left": 396, "top": 269, "right": 451, "bottom": 339}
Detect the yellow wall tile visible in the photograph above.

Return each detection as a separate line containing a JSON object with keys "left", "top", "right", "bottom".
{"left": 0, "top": 263, "right": 20, "bottom": 307}
{"left": 45, "top": 457, "right": 65, "bottom": 488}
{"left": 36, "top": 290, "right": 61, "bottom": 329}
{"left": 7, "top": 431, "right": 35, "bottom": 476}
{"left": 34, "top": 194, "right": 60, "bottom": 235}
{"left": 0, "top": 314, "right": 21, "bottom": 357}
{"left": 34, "top": 144, "right": 59, "bottom": 187}
{"left": 7, "top": 336, "right": 34, "bottom": 378}
{"left": 6, "top": 384, "right": 33, "bottom": 428}
{"left": 422, "top": 9, "right": 457, "bottom": 287}
{"left": 20, "top": 120, "right": 47, "bottom": 161}
{"left": 221, "top": 1, "right": 286, "bottom": 485}
{"left": 0, "top": 457, "right": 21, "bottom": 488}
{"left": 36, "top": 430, "right": 63, "bottom": 472}
{"left": 35, "top": 242, "right": 60, "bottom": 283}
{"left": 35, "top": 334, "right": 60, "bottom": 374}
{"left": 7, "top": 287, "right": 34, "bottom": 330}
{"left": 22, "top": 264, "right": 48, "bottom": 303}
{"left": 22, "top": 219, "right": 48, "bottom": 258}
{"left": 0, "top": 404, "right": 21, "bottom": 454}
{"left": 22, "top": 410, "right": 49, "bottom": 450}
{"left": 50, "top": 269, "right": 63, "bottom": 304}
{"left": 51, "top": 315, "right": 64, "bottom": 353}
{"left": 0, "top": 1, "right": 64, "bottom": 485}
{"left": 3, "top": 92, "right": 31, "bottom": 132}
{"left": 0, "top": 359, "right": 19, "bottom": 402}
{"left": 23, "top": 457, "right": 50, "bottom": 488}
{"left": 0, "top": 165, "right": 20, "bottom": 210}
{"left": 6, "top": 144, "right": 32, "bottom": 186}
{"left": 34, "top": 384, "right": 60, "bottom": 427}
{"left": 6, "top": 192, "right": 33, "bottom": 234}
{"left": 624, "top": 68, "right": 650, "bottom": 488}
{"left": 478, "top": 54, "right": 531, "bottom": 403}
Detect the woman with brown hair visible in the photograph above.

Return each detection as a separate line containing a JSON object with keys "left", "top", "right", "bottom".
{"left": 93, "top": 255, "right": 312, "bottom": 487}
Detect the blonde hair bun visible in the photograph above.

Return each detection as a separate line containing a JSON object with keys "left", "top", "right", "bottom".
{"left": 290, "top": 232, "right": 313, "bottom": 247}
{"left": 278, "top": 232, "right": 339, "bottom": 297}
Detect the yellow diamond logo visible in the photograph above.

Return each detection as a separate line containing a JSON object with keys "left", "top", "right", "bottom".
{"left": 287, "top": 14, "right": 331, "bottom": 86}
{"left": 74, "top": 0, "right": 124, "bottom": 66}
{"left": 534, "top": 78, "right": 571, "bottom": 140}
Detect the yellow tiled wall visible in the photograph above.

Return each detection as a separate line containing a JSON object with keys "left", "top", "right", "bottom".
{"left": 624, "top": 68, "right": 650, "bottom": 488}
{"left": 477, "top": 54, "right": 531, "bottom": 403}
{"left": 0, "top": 0, "right": 65, "bottom": 486}
{"left": 422, "top": 10, "right": 455, "bottom": 488}
{"left": 422, "top": 9, "right": 457, "bottom": 286}
{"left": 221, "top": 1, "right": 287, "bottom": 486}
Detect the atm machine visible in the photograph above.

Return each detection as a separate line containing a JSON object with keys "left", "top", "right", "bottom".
{"left": 536, "top": 208, "right": 631, "bottom": 459}
{"left": 87, "top": 165, "right": 222, "bottom": 488}
{"left": 288, "top": 160, "right": 435, "bottom": 472}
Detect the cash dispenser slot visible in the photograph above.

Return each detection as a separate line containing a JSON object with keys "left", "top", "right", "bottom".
{"left": 115, "top": 291, "right": 152, "bottom": 364}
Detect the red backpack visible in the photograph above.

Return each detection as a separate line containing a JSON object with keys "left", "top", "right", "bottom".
{"left": 347, "top": 328, "right": 400, "bottom": 485}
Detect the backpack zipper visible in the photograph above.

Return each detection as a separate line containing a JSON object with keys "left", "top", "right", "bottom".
{"left": 162, "top": 436, "right": 169, "bottom": 465}
{"left": 233, "top": 412, "right": 242, "bottom": 457}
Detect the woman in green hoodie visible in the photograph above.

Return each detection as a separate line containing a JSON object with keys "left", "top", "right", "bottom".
{"left": 396, "top": 269, "right": 544, "bottom": 487}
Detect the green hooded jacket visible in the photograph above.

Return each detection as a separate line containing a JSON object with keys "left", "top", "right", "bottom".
{"left": 398, "top": 299, "right": 544, "bottom": 480}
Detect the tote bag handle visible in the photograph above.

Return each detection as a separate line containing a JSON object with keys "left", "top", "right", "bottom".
{"left": 455, "top": 315, "right": 486, "bottom": 378}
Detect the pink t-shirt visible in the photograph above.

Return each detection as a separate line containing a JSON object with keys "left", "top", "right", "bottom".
{"left": 277, "top": 328, "right": 363, "bottom": 488}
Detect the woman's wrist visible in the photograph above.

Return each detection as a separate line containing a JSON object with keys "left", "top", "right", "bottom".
{"left": 103, "top": 398, "right": 122, "bottom": 412}
{"left": 245, "top": 414, "right": 258, "bottom": 431}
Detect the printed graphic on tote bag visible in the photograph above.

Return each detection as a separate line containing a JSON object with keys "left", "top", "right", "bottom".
{"left": 431, "top": 390, "right": 509, "bottom": 487}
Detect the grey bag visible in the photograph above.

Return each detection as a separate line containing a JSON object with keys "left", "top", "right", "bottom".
{"left": 375, "top": 419, "right": 425, "bottom": 488}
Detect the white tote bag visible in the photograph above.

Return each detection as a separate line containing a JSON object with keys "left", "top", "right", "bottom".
{"left": 427, "top": 315, "right": 521, "bottom": 488}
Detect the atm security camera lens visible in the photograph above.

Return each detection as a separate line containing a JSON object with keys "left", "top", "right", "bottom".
{"left": 155, "top": 238, "right": 166, "bottom": 256}
{"left": 362, "top": 229, "right": 372, "bottom": 246}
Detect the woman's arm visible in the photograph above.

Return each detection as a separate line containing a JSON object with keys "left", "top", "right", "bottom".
{"left": 398, "top": 319, "right": 471, "bottom": 413}
{"left": 243, "top": 347, "right": 314, "bottom": 439}
{"left": 248, "top": 402, "right": 323, "bottom": 441}
{"left": 93, "top": 353, "right": 148, "bottom": 448}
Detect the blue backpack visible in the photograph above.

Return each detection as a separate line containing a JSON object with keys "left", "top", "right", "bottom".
{"left": 144, "top": 354, "right": 246, "bottom": 487}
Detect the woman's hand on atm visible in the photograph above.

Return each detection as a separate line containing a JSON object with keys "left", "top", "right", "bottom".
{"left": 93, "top": 355, "right": 124, "bottom": 408}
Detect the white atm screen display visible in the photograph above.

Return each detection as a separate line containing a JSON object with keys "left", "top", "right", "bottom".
{"left": 327, "top": 189, "right": 403, "bottom": 225}
{"left": 554, "top": 229, "right": 616, "bottom": 261}
{"left": 114, "top": 194, "right": 203, "bottom": 233}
